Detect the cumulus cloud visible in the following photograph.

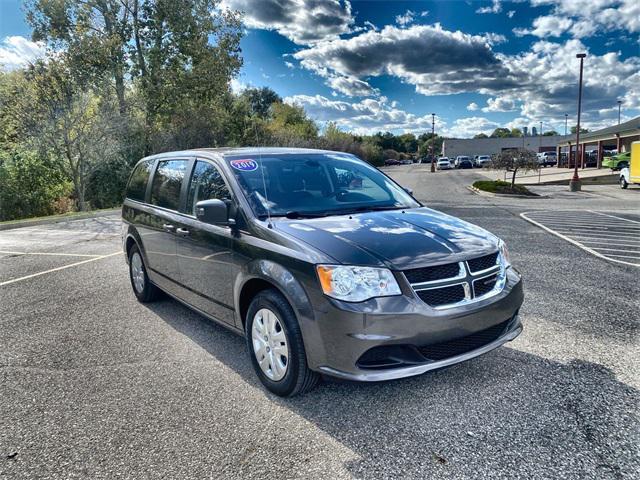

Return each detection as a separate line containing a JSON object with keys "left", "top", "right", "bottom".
{"left": 219, "top": 0, "right": 354, "bottom": 44}
{"left": 328, "top": 75, "right": 379, "bottom": 97}
{"left": 507, "top": 10, "right": 515, "bottom": 18}
{"left": 482, "top": 96, "right": 517, "bottom": 112}
{"left": 467, "top": 102, "right": 479, "bottom": 111}
{"left": 293, "top": 24, "right": 516, "bottom": 96}
{"left": 444, "top": 117, "right": 501, "bottom": 138}
{"left": 0, "top": 36, "right": 46, "bottom": 71}
{"left": 395, "top": 10, "right": 415, "bottom": 26}
{"left": 513, "top": 15, "right": 573, "bottom": 37}
{"left": 476, "top": 0, "right": 502, "bottom": 14}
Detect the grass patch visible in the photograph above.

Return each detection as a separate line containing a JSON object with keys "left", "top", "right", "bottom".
{"left": 472, "top": 180, "right": 536, "bottom": 196}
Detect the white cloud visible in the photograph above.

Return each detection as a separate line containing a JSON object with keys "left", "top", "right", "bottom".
{"left": 0, "top": 36, "right": 46, "bottom": 71}
{"left": 420, "top": 11, "right": 429, "bottom": 17}
{"left": 476, "top": 0, "right": 502, "bottom": 14}
{"left": 444, "top": 117, "right": 501, "bottom": 138}
{"left": 513, "top": 15, "right": 573, "bottom": 37}
{"left": 328, "top": 75, "right": 379, "bottom": 97}
{"left": 482, "top": 96, "right": 517, "bottom": 112}
{"left": 507, "top": 10, "right": 515, "bottom": 18}
{"left": 395, "top": 10, "right": 415, "bottom": 26}
{"left": 467, "top": 102, "right": 479, "bottom": 111}
{"left": 285, "top": 61, "right": 294, "bottom": 69}
{"left": 219, "top": 0, "right": 354, "bottom": 45}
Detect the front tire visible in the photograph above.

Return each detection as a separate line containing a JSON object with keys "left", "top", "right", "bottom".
{"left": 128, "top": 244, "right": 160, "bottom": 303}
{"left": 620, "top": 177, "right": 629, "bottom": 189}
{"left": 246, "top": 289, "right": 319, "bottom": 397}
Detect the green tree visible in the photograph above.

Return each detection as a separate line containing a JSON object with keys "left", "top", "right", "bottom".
{"left": 489, "top": 149, "right": 539, "bottom": 189}
{"left": 542, "top": 130, "right": 559, "bottom": 136}
{"left": 474, "top": 133, "right": 489, "bottom": 139}
{"left": 510, "top": 128, "right": 523, "bottom": 137}
{"left": 241, "top": 87, "right": 281, "bottom": 118}
{"left": 570, "top": 126, "right": 589, "bottom": 134}
{"left": 267, "top": 103, "right": 318, "bottom": 144}
{"left": 397, "top": 133, "right": 418, "bottom": 153}
{"left": 490, "top": 128, "right": 512, "bottom": 138}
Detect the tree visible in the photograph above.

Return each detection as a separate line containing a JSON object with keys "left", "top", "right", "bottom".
{"left": 241, "top": 87, "right": 281, "bottom": 118}
{"left": 490, "top": 128, "right": 512, "bottom": 138}
{"left": 542, "top": 130, "right": 559, "bottom": 136}
{"left": 267, "top": 103, "right": 318, "bottom": 145}
{"left": 570, "top": 126, "right": 589, "bottom": 134}
{"left": 474, "top": 133, "right": 489, "bottom": 139}
{"left": 510, "top": 128, "right": 523, "bottom": 137}
{"left": 489, "top": 149, "right": 539, "bottom": 190}
{"left": 397, "top": 133, "right": 418, "bottom": 153}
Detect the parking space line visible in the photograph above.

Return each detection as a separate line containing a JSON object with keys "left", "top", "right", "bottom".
{"left": 0, "top": 252, "right": 121, "bottom": 287}
{"left": 521, "top": 211, "right": 640, "bottom": 267}
{"left": 590, "top": 210, "right": 640, "bottom": 224}
{"left": 0, "top": 250, "right": 103, "bottom": 257}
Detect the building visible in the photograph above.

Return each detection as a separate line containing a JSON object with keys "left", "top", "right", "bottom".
{"left": 531, "top": 126, "right": 538, "bottom": 136}
{"left": 556, "top": 116, "right": 640, "bottom": 168}
{"left": 442, "top": 135, "right": 569, "bottom": 159}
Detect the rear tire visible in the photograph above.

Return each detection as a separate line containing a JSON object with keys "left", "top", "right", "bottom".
{"left": 246, "top": 289, "right": 319, "bottom": 397}
{"left": 620, "top": 177, "right": 629, "bottom": 189}
{"left": 128, "top": 244, "right": 160, "bottom": 303}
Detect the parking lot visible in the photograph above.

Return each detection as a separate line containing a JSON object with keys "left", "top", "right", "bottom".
{"left": 1, "top": 166, "right": 639, "bottom": 479}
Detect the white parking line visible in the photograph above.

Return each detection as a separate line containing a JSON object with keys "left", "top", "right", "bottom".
{"left": 0, "top": 252, "right": 121, "bottom": 287}
{"left": 0, "top": 250, "right": 102, "bottom": 257}
{"left": 521, "top": 210, "right": 640, "bottom": 267}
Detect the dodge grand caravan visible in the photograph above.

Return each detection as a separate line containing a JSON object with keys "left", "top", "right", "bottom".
{"left": 122, "top": 148, "right": 524, "bottom": 396}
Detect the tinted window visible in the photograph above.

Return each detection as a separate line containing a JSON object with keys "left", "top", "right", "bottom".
{"left": 150, "top": 160, "right": 188, "bottom": 211}
{"left": 186, "top": 161, "right": 231, "bottom": 215}
{"left": 125, "top": 160, "right": 154, "bottom": 201}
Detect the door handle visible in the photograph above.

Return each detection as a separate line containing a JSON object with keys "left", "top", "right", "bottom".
{"left": 176, "top": 227, "right": 190, "bottom": 237}
{"left": 162, "top": 223, "right": 175, "bottom": 232}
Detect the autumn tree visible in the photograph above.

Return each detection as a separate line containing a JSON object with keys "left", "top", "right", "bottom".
{"left": 489, "top": 149, "right": 539, "bottom": 190}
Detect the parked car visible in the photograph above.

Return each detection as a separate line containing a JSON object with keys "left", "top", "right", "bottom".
{"left": 474, "top": 155, "right": 491, "bottom": 168}
{"left": 455, "top": 156, "right": 472, "bottom": 168}
{"left": 437, "top": 157, "right": 452, "bottom": 170}
{"left": 400, "top": 159, "right": 413, "bottom": 165}
{"left": 536, "top": 152, "right": 557, "bottom": 167}
{"left": 619, "top": 142, "right": 639, "bottom": 189}
{"left": 384, "top": 158, "right": 401, "bottom": 166}
{"left": 603, "top": 151, "right": 631, "bottom": 170}
{"left": 122, "top": 147, "right": 524, "bottom": 396}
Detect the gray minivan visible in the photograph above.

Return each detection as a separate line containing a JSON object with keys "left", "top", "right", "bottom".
{"left": 122, "top": 148, "right": 524, "bottom": 396}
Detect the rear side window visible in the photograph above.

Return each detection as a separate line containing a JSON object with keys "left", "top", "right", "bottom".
{"left": 150, "top": 160, "right": 188, "bottom": 211}
{"left": 126, "top": 160, "right": 154, "bottom": 201}
{"left": 186, "top": 161, "right": 231, "bottom": 216}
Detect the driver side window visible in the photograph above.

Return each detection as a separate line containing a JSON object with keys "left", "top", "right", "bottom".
{"left": 187, "top": 161, "right": 231, "bottom": 216}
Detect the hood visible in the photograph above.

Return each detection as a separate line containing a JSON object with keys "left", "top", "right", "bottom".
{"left": 274, "top": 207, "right": 499, "bottom": 270}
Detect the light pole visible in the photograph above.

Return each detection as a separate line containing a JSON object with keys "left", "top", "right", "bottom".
{"left": 539, "top": 121, "right": 542, "bottom": 152}
{"left": 570, "top": 53, "right": 586, "bottom": 192}
{"left": 430, "top": 113, "right": 436, "bottom": 173}
{"left": 617, "top": 100, "right": 622, "bottom": 125}
{"left": 564, "top": 113, "right": 568, "bottom": 135}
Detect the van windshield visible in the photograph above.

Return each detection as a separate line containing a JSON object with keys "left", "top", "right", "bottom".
{"left": 225, "top": 153, "right": 419, "bottom": 218}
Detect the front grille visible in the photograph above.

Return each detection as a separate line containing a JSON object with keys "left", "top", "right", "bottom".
{"left": 473, "top": 273, "right": 498, "bottom": 297}
{"left": 467, "top": 252, "right": 499, "bottom": 273}
{"left": 404, "top": 262, "right": 460, "bottom": 284}
{"left": 416, "top": 284, "right": 466, "bottom": 307}
{"left": 418, "top": 319, "right": 511, "bottom": 360}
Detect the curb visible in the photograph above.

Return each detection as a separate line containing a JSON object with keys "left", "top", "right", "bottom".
{"left": 0, "top": 208, "right": 120, "bottom": 231}
{"left": 466, "top": 185, "right": 543, "bottom": 199}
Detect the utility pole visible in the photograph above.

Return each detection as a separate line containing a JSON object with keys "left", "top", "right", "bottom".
{"left": 539, "top": 121, "right": 542, "bottom": 152}
{"left": 430, "top": 113, "right": 436, "bottom": 173}
{"left": 570, "top": 53, "right": 586, "bottom": 192}
{"left": 564, "top": 113, "right": 568, "bottom": 135}
{"left": 617, "top": 100, "right": 622, "bottom": 125}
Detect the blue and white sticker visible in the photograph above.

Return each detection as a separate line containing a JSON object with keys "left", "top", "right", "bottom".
{"left": 230, "top": 159, "right": 258, "bottom": 172}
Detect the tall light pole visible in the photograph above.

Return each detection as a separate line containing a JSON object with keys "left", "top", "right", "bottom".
{"left": 539, "top": 121, "right": 543, "bottom": 152}
{"left": 430, "top": 113, "right": 436, "bottom": 173}
{"left": 564, "top": 113, "right": 568, "bottom": 135}
{"left": 570, "top": 53, "right": 586, "bottom": 192}
{"left": 617, "top": 100, "right": 622, "bottom": 125}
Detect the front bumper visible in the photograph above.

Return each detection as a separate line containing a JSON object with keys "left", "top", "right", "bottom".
{"left": 301, "top": 268, "right": 524, "bottom": 381}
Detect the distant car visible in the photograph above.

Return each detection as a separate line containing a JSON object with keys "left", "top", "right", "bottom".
{"left": 536, "top": 152, "right": 557, "bottom": 167}
{"left": 474, "top": 155, "right": 491, "bottom": 168}
{"left": 454, "top": 156, "right": 471, "bottom": 168}
{"left": 400, "top": 159, "right": 413, "bottom": 165}
{"left": 457, "top": 158, "right": 473, "bottom": 169}
{"left": 603, "top": 151, "right": 631, "bottom": 170}
{"left": 384, "top": 158, "right": 401, "bottom": 166}
{"left": 437, "top": 158, "right": 452, "bottom": 170}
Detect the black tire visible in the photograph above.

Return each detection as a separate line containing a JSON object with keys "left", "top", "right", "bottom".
{"left": 246, "top": 289, "right": 319, "bottom": 397}
{"left": 620, "top": 177, "right": 628, "bottom": 189}
{"left": 128, "top": 244, "right": 161, "bottom": 303}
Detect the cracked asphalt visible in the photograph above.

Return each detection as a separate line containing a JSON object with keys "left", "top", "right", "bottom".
{"left": 1, "top": 166, "right": 638, "bottom": 479}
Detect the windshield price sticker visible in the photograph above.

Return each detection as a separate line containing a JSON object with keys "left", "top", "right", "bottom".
{"left": 230, "top": 159, "right": 258, "bottom": 172}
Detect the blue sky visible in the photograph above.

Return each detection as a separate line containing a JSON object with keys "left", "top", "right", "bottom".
{"left": 2, "top": 0, "right": 639, "bottom": 137}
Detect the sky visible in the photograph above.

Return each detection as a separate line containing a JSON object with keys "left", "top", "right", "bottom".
{"left": 1, "top": 0, "right": 639, "bottom": 138}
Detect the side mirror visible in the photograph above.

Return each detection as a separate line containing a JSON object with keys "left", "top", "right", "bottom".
{"left": 195, "top": 199, "right": 234, "bottom": 226}
{"left": 403, "top": 187, "right": 414, "bottom": 196}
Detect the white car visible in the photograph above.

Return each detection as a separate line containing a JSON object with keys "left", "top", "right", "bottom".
{"left": 537, "top": 152, "right": 557, "bottom": 167}
{"left": 437, "top": 158, "right": 452, "bottom": 170}
{"left": 475, "top": 155, "right": 491, "bottom": 168}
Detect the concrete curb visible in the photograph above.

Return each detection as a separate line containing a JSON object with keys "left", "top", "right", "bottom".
{"left": 466, "top": 185, "right": 544, "bottom": 199}
{"left": 0, "top": 208, "right": 120, "bottom": 231}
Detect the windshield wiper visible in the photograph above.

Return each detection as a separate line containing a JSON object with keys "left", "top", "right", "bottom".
{"left": 282, "top": 211, "right": 331, "bottom": 219}
{"left": 337, "top": 205, "right": 406, "bottom": 215}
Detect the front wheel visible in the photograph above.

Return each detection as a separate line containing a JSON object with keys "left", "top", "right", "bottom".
{"left": 246, "top": 289, "right": 319, "bottom": 397}
{"left": 620, "top": 177, "right": 629, "bottom": 189}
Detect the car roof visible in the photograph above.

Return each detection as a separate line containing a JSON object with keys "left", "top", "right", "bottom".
{"left": 138, "top": 147, "right": 346, "bottom": 164}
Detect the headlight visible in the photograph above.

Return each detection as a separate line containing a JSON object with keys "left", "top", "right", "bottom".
{"left": 316, "top": 265, "right": 401, "bottom": 302}
{"left": 498, "top": 239, "right": 511, "bottom": 267}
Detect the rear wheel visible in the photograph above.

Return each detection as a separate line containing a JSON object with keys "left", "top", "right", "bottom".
{"left": 246, "top": 289, "right": 319, "bottom": 397}
{"left": 128, "top": 244, "right": 160, "bottom": 302}
{"left": 620, "top": 176, "right": 629, "bottom": 189}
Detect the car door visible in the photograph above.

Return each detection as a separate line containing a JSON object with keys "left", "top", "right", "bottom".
{"left": 174, "top": 159, "right": 236, "bottom": 325}
{"left": 142, "top": 158, "right": 190, "bottom": 286}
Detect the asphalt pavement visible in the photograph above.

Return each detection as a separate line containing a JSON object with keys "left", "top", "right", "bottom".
{"left": 1, "top": 165, "right": 639, "bottom": 479}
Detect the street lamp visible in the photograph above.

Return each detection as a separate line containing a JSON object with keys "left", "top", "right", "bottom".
{"left": 564, "top": 113, "right": 568, "bottom": 135}
{"left": 617, "top": 100, "right": 622, "bottom": 125}
{"left": 570, "top": 53, "right": 586, "bottom": 192}
{"left": 539, "top": 121, "right": 542, "bottom": 152}
{"left": 430, "top": 113, "right": 436, "bottom": 173}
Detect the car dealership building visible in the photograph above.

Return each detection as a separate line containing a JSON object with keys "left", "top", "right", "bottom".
{"left": 442, "top": 134, "right": 570, "bottom": 159}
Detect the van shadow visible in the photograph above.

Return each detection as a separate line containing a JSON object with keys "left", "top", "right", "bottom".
{"left": 146, "top": 299, "right": 639, "bottom": 479}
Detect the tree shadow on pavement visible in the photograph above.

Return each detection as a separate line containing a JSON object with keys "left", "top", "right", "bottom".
{"left": 147, "top": 299, "right": 639, "bottom": 479}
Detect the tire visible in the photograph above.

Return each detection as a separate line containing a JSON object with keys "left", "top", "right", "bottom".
{"left": 128, "top": 244, "right": 161, "bottom": 303}
{"left": 246, "top": 289, "right": 319, "bottom": 397}
{"left": 620, "top": 177, "right": 628, "bottom": 189}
